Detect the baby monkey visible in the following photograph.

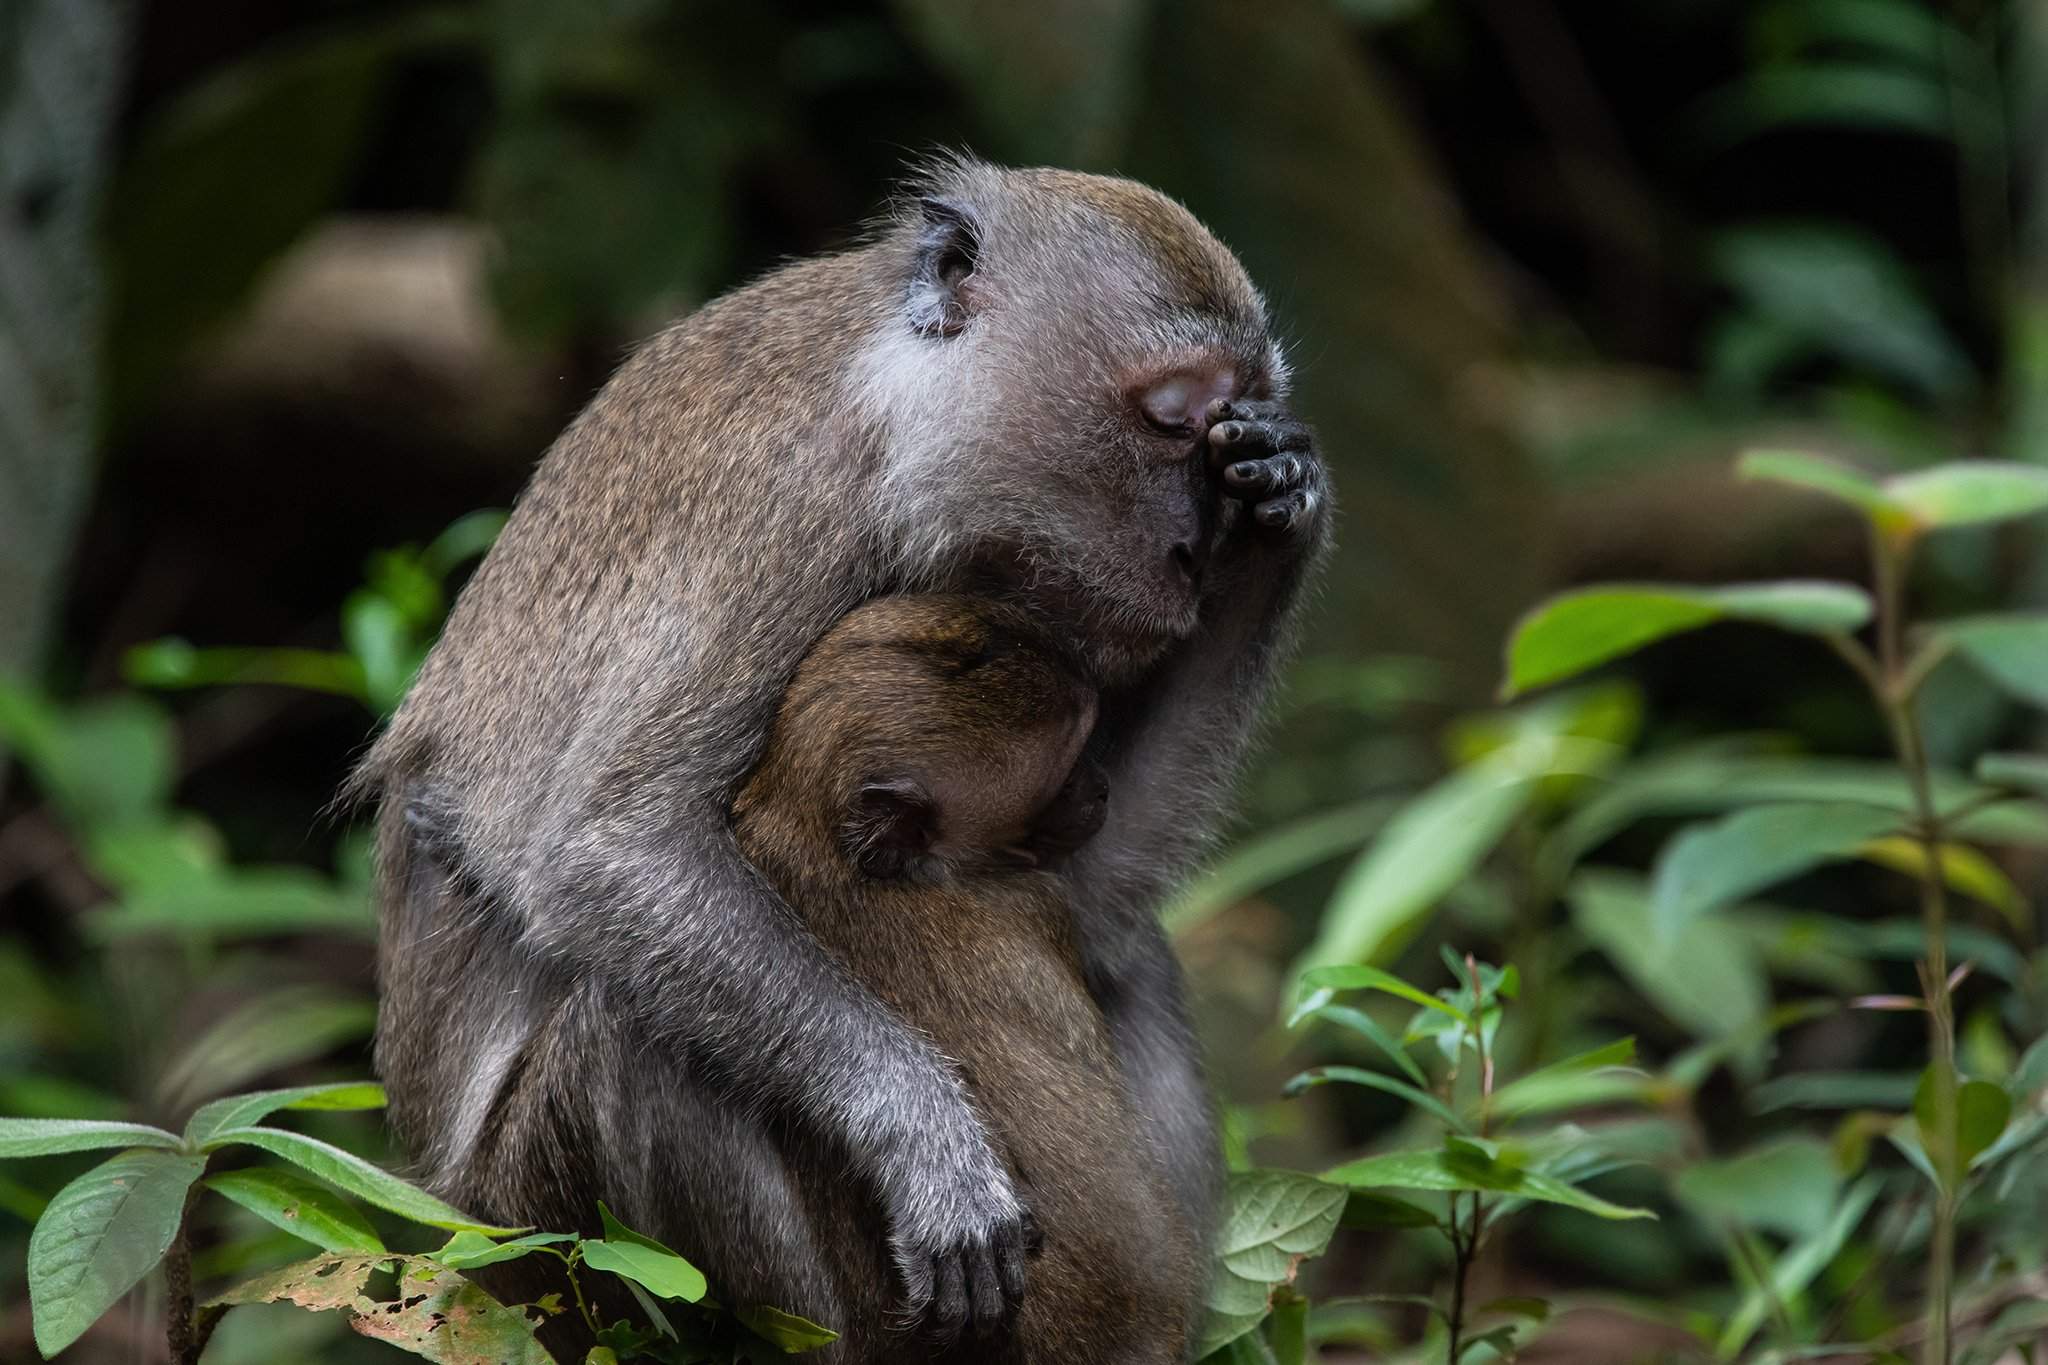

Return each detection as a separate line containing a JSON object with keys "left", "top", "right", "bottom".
{"left": 729, "top": 593, "right": 1202, "bottom": 1363}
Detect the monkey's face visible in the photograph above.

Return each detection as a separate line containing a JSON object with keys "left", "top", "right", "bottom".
{"left": 882, "top": 169, "right": 1285, "bottom": 683}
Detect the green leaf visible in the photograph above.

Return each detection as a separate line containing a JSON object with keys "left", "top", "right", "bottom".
{"left": 205, "top": 1126, "right": 522, "bottom": 1233}
{"left": 1885, "top": 462, "right": 2048, "bottom": 531}
{"left": 184, "top": 1082, "right": 386, "bottom": 1147}
{"left": 733, "top": 1303, "right": 840, "bottom": 1352}
{"left": 1914, "top": 1070, "right": 2012, "bottom": 1186}
{"left": 205, "top": 1167, "right": 384, "bottom": 1253}
{"left": 1941, "top": 614, "right": 2048, "bottom": 709}
{"left": 1164, "top": 797, "right": 1397, "bottom": 935}
{"left": 1297, "top": 1003, "right": 1428, "bottom": 1087}
{"left": 1650, "top": 802, "right": 1901, "bottom": 941}
{"left": 1503, "top": 582, "right": 1872, "bottom": 697}
{"left": 1295, "top": 965, "right": 1469, "bottom": 1025}
{"left": 123, "top": 641, "right": 368, "bottom": 700}
{"left": 1324, "top": 1145, "right": 1654, "bottom": 1221}
{"left": 157, "top": 988, "right": 378, "bottom": 1114}
{"left": 1738, "top": 449, "right": 1908, "bottom": 532}
{"left": 580, "top": 1202, "right": 707, "bottom": 1302}
{"left": 1570, "top": 871, "right": 1769, "bottom": 1042}
{"left": 1717, "top": 1178, "right": 1882, "bottom": 1357}
{"left": 1197, "top": 1170, "right": 1348, "bottom": 1357}
{"left": 430, "top": 1229, "right": 576, "bottom": 1271}
{"left": 0, "top": 1118, "right": 183, "bottom": 1159}
{"left": 1673, "top": 1137, "right": 1840, "bottom": 1240}
{"left": 1490, "top": 1038, "right": 1648, "bottom": 1120}
{"left": 28, "top": 1148, "right": 208, "bottom": 1356}
{"left": 1980, "top": 752, "right": 2048, "bottom": 797}
{"left": 92, "top": 865, "right": 375, "bottom": 940}
{"left": 1856, "top": 837, "right": 2028, "bottom": 930}
{"left": 1292, "top": 736, "right": 1615, "bottom": 977}
{"left": 1283, "top": 1067, "right": 1466, "bottom": 1132}
{"left": 0, "top": 687, "right": 176, "bottom": 829}
{"left": 1339, "top": 1191, "right": 1440, "bottom": 1229}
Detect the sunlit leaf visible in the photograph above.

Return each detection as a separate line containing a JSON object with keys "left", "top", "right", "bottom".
{"left": 1886, "top": 462, "right": 2048, "bottom": 530}
{"left": 429, "top": 1229, "right": 576, "bottom": 1271}
{"left": 206, "top": 1167, "right": 385, "bottom": 1253}
{"left": 0, "top": 1118, "right": 182, "bottom": 1159}
{"left": 184, "top": 1082, "right": 386, "bottom": 1148}
{"left": 1738, "top": 449, "right": 1907, "bottom": 531}
{"left": 205, "top": 1126, "right": 521, "bottom": 1233}
{"left": 1856, "top": 836, "right": 2028, "bottom": 930}
{"left": 581, "top": 1202, "right": 707, "bottom": 1302}
{"left": 1503, "top": 582, "right": 1871, "bottom": 698}
{"left": 28, "top": 1148, "right": 208, "bottom": 1356}
{"left": 734, "top": 1303, "right": 840, "bottom": 1352}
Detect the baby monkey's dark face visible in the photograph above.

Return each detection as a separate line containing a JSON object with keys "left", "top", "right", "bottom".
{"left": 781, "top": 595, "right": 1107, "bottom": 882}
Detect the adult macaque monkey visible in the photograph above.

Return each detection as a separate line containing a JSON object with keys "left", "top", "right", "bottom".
{"left": 362, "top": 155, "right": 1329, "bottom": 1342}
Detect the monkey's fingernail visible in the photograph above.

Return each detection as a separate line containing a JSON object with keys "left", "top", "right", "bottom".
{"left": 1207, "top": 397, "right": 1233, "bottom": 422}
{"left": 1229, "top": 462, "right": 1258, "bottom": 480}
{"left": 1209, "top": 422, "right": 1241, "bottom": 445}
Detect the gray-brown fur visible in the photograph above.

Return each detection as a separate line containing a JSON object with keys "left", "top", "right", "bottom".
{"left": 716, "top": 593, "right": 1199, "bottom": 1361}
{"left": 359, "top": 154, "right": 1329, "bottom": 1357}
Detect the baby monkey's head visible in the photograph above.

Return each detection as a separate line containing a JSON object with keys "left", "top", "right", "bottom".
{"left": 740, "top": 594, "right": 1107, "bottom": 882}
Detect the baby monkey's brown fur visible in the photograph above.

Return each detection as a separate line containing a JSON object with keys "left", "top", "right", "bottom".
{"left": 729, "top": 594, "right": 1200, "bottom": 1364}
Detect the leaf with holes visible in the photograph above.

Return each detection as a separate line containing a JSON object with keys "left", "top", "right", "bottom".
{"left": 29, "top": 1148, "right": 208, "bottom": 1356}
{"left": 211, "top": 1253, "right": 552, "bottom": 1364}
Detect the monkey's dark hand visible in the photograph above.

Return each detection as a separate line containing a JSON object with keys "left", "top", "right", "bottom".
{"left": 1205, "top": 398, "right": 1327, "bottom": 540}
{"left": 885, "top": 1138, "right": 1038, "bottom": 1340}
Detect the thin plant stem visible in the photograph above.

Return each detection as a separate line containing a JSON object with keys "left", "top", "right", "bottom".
{"left": 1445, "top": 1192, "right": 1471, "bottom": 1365}
{"left": 1866, "top": 527, "right": 1958, "bottom": 1365}
{"left": 165, "top": 1191, "right": 199, "bottom": 1365}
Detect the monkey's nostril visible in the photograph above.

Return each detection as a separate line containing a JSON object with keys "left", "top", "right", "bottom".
{"left": 1170, "top": 542, "right": 1199, "bottom": 584}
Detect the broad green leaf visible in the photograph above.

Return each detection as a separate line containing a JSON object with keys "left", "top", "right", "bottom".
{"left": 1673, "top": 1137, "right": 1840, "bottom": 1240}
{"left": 1323, "top": 1145, "right": 1653, "bottom": 1220}
{"left": 1980, "top": 752, "right": 2048, "bottom": 797}
{"left": 1503, "top": 582, "right": 1872, "bottom": 697}
{"left": 430, "top": 1229, "right": 576, "bottom": 1270}
{"left": 0, "top": 1118, "right": 183, "bottom": 1159}
{"left": 1886, "top": 461, "right": 2048, "bottom": 531}
{"left": 1292, "top": 736, "right": 1616, "bottom": 977}
{"left": 1941, "top": 614, "right": 2048, "bottom": 709}
{"left": 1198, "top": 1169, "right": 1347, "bottom": 1357}
{"left": 184, "top": 1082, "right": 386, "bottom": 1147}
{"left": 1857, "top": 837, "right": 2027, "bottom": 930}
{"left": 210, "top": 1252, "right": 553, "bottom": 1363}
{"left": 28, "top": 1148, "right": 208, "bottom": 1356}
{"left": 734, "top": 1303, "right": 840, "bottom": 1351}
{"left": 1914, "top": 1070, "right": 2011, "bottom": 1186}
{"left": 1571, "top": 871, "right": 1769, "bottom": 1041}
{"left": 1738, "top": 449, "right": 1907, "bottom": 532}
{"left": 1340, "top": 1191, "right": 1439, "bottom": 1229}
{"left": 1283, "top": 1067, "right": 1466, "bottom": 1132}
{"left": 1651, "top": 803, "right": 1901, "bottom": 941}
{"left": 580, "top": 1202, "right": 707, "bottom": 1302}
{"left": 206, "top": 1126, "right": 521, "bottom": 1233}
{"left": 0, "top": 688, "right": 176, "bottom": 829}
{"left": 206, "top": 1167, "right": 384, "bottom": 1253}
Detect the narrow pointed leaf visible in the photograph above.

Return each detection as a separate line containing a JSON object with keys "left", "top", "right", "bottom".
{"left": 1857, "top": 837, "right": 2028, "bottom": 930}
{"left": 184, "top": 1082, "right": 386, "bottom": 1147}
{"left": 1980, "top": 753, "right": 2048, "bottom": 797}
{"left": 207, "top": 1126, "right": 521, "bottom": 1233}
{"left": 0, "top": 1118, "right": 182, "bottom": 1159}
{"left": 734, "top": 1303, "right": 839, "bottom": 1351}
{"left": 429, "top": 1229, "right": 575, "bottom": 1270}
{"left": 1299, "top": 965, "right": 1469, "bottom": 1024}
{"left": 1323, "top": 1147, "right": 1654, "bottom": 1220}
{"left": 1738, "top": 449, "right": 1907, "bottom": 530}
{"left": 29, "top": 1148, "right": 208, "bottom": 1356}
{"left": 1504, "top": 582, "right": 1872, "bottom": 697}
{"left": 1300, "top": 1003, "right": 1428, "bottom": 1086}
{"left": 1284, "top": 1066, "right": 1466, "bottom": 1131}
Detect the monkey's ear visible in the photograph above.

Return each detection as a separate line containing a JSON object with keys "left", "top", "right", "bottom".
{"left": 842, "top": 777, "right": 938, "bottom": 878}
{"left": 907, "top": 196, "right": 981, "bottom": 338}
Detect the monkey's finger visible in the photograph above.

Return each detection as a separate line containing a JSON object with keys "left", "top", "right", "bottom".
{"left": 993, "top": 1222, "right": 1030, "bottom": 1304}
{"left": 931, "top": 1254, "right": 969, "bottom": 1341}
{"left": 1254, "top": 489, "right": 1320, "bottom": 534}
{"left": 1221, "top": 454, "right": 1312, "bottom": 501}
{"left": 1206, "top": 411, "right": 1314, "bottom": 466}
{"left": 966, "top": 1244, "right": 1008, "bottom": 1337}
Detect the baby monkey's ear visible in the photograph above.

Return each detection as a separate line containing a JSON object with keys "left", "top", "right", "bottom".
{"left": 907, "top": 196, "right": 982, "bottom": 338}
{"left": 841, "top": 776, "right": 938, "bottom": 879}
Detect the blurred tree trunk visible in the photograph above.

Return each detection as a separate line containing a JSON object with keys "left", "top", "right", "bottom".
{"left": 0, "top": 0, "right": 126, "bottom": 678}
{"left": 895, "top": 0, "right": 1552, "bottom": 698}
